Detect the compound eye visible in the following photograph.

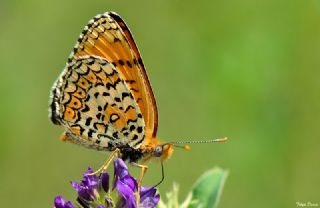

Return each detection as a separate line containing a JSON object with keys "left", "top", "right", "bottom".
{"left": 154, "top": 145, "right": 163, "bottom": 157}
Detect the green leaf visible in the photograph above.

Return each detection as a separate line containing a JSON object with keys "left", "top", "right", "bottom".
{"left": 189, "top": 167, "right": 228, "bottom": 208}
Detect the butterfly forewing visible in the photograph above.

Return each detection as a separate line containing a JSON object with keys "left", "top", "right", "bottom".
{"left": 68, "top": 12, "right": 158, "bottom": 140}
{"left": 54, "top": 57, "right": 145, "bottom": 149}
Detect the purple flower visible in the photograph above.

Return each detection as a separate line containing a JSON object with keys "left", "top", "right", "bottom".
{"left": 54, "top": 196, "right": 76, "bottom": 208}
{"left": 71, "top": 167, "right": 105, "bottom": 201}
{"left": 140, "top": 186, "right": 160, "bottom": 208}
{"left": 114, "top": 159, "right": 138, "bottom": 208}
{"left": 54, "top": 158, "right": 159, "bottom": 208}
{"left": 113, "top": 158, "right": 159, "bottom": 208}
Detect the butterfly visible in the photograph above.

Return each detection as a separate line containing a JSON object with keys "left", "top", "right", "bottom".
{"left": 49, "top": 12, "right": 226, "bottom": 180}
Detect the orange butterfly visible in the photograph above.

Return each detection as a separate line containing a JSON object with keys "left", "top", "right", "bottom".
{"left": 49, "top": 12, "right": 226, "bottom": 182}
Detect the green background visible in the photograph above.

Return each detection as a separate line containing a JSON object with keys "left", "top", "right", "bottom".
{"left": 0, "top": 0, "right": 319, "bottom": 207}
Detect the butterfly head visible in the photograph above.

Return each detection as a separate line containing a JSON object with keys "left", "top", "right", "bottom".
{"left": 150, "top": 137, "right": 227, "bottom": 161}
{"left": 152, "top": 143, "right": 190, "bottom": 161}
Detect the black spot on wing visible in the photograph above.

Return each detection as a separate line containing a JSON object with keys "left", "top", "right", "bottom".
{"left": 134, "top": 135, "right": 145, "bottom": 146}
{"left": 106, "top": 78, "right": 121, "bottom": 90}
{"left": 124, "top": 105, "right": 134, "bottom": 113}
{"left": 103, "top": 92, "right": 110, "bottom": 96}
{"left": 132, "top": 134, "right": 138, "bottom": 141}
{"left": 114, "top": 97, "right": 121, "bottom": 102}
{"left": 85, "top": 117, "right": 92, "bottom": 126}
{"left": 113, "top": 132, "right": 119, "bottom": 139}
{"left": 126, "top": 60, "right": 132, "bottom": 68}
{"left": 125, "top": 80, "right": 136, "bottom": 84}
{"left": 74, "top": 111, "right": 81, "bottom": 123}
{"left": 127, "top": 118, "right": 138, "bottom": 125}
{"left": 122, "top": 92, "right": 130, "bottom": 99}
{"left": 103, "top": 103, "right": 109, "bottom": 111}
{"left": 96, "top": 113, "right": 102, "bottom": 120}
{"left": 95, "top": 82, "right": 104, "bottom": 87}
{"left": 88, "top": 129, "right": 94, "bottom": 138}
{"left": 84, "top": 95, "right": 91, "bottom": 102}
{"left": 137, "top": 126, "right": 143, "bottom": 133}
{"left": 118, "top": 60, "right": 125, "bottom": 66}
{"left": 130, "top": 125, "right": 135, "bottom": 131}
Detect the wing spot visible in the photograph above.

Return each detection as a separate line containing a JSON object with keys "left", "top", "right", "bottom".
{"left": 125, "top": 80, "right": 136, "bottom": 84}
{"left": 113, "top": 132, "right": 119, "bottom": 139}
{"left": 103, "top": 92, "right": 110, "bottom": 96}
{"left": 125, "top": 105, "right": 134, "bottom": 113}
{"left": 85, "top": 117, "right": 92, "bottom": 126}
{"left": 130, "top": 125, "right": 136, "bottom": 131}
{"left": 130, "top": 88, "right": 139, "bottom": 93}
{"left": 104, "top": 103, "right": 108, "bottom": 111}
{"left": 81, "top": 105, "right": 90, "bottom": 112}
{"left": 118, "top": 60, "right": 125, "bottom": 66}
{"left": 88, "top": 129, "right": 94, "bottom": 138}
{"left": 114, "top": 97, "right": 121, "bottom": 102}
{"left": 122, "top": 92, "right": 130, "bottom": 99}
{"left": 96, "top": 113, "right": 102, "bottom": 120}
{"left": 84, "top": 95, "right": 91, "bottom": 102}
{"left": 126, "top": 60, "right": 132, "bottom": 68}
{"left": 132, "top": 134, "right": 138, "bottom": 141}
{"left": 137, "top": 126, "right": 143, "bottom": 133}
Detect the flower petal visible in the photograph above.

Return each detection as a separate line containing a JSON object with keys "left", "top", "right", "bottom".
{"left": 71, "top": 181, "right": 81, "bottom": 192}
{"left": 101, "top": 172, "right": 110, "bottom": 193}
{"left": 70, "top": 167, "right": 101, "bottom": 201}
{"left": 140, "top": 194, "right": 160, "bottom": 208}
{"left": 116, "top": 180, "right": 137, "bottom": 208}
{"left": 122, "top": 175, "right": 137, "bottom": 191}
{"left": 140, "top": 186, "right": 160, "bottom": 208}
{"left": 114, "top": 158, "right": 129, "bottom": 178}
{"left": 83, "top": 167, "right": 99, "bottom": 188}
{"left": 140, "top": 186, "right": 156, "bottom": 202}
{"left": 54, "top": 196, "right": 76, "bottom": 208}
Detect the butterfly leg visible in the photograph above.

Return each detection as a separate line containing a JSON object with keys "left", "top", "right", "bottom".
{"left": 59, "top": 132, "right": 71, "bottom": 142}
{"left": 131, "top": 162, "right": 148, "bottom": 206}
{"left": 90, "top": 148, "right": 121, "bottom": 175}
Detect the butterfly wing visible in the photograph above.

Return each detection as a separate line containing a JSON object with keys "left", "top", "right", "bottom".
{"left": 51, "top": 56, "right": 146, "bottom": 149}
{"left": 68, "top": 12, "right": 158, "bottom": 140}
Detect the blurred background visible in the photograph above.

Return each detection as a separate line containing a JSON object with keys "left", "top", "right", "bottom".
{"left": 0, "top": 0, "right": 320, "bottom": 207}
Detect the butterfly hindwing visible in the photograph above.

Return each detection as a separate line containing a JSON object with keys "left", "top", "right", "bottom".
{"left": 52, "top": 57, "right": 146, "bottom": 149}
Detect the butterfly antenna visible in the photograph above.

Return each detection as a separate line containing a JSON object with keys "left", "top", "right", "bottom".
{"left": 154, "top": 161, "right": 165, "bottom": 187}
{"left": 169, "top": 137, "right": 228, "bottom": 150}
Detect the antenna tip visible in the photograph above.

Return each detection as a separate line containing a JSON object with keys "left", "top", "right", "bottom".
{"left": 214, "top": 137, "right": 228, "bottom": 142}
{"left": 183, "top": 145, "right": 191, "bottom": 150}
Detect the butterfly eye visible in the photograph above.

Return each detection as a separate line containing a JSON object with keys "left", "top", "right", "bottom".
{"left": 153, "top": 145, "right": 163, "bottom": 157}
